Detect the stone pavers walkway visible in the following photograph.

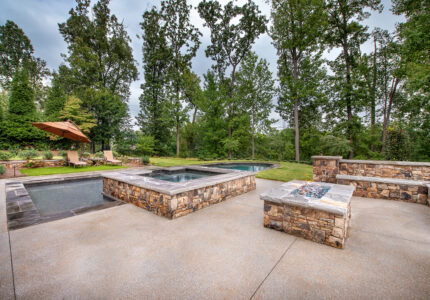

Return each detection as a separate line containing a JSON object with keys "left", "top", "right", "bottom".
{"left": 1, "top": 177, "right": 429, "bottom": 299}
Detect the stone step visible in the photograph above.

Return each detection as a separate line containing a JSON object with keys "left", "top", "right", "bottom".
{"left": 336, "top": 174, "right": 429, "bottom": 205}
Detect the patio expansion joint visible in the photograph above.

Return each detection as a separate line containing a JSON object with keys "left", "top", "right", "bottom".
{"left": 7, "top": 229, "right": 17, "bottom": 300}
{"left": 249, "top": 237, "right": 297, "bottom": 300}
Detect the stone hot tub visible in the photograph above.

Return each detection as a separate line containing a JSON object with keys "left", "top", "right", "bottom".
{"left": 102, "top": 166, "right": 256, "bottom": 219}
{"left": 260, "top": 180, "right": 355, "bottom": 248}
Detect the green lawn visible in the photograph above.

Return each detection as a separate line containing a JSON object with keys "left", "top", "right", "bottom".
{"left": 150, "top": 157, "right": 313, "bottom": 182}
{"left": 20, "top": 165, "right": 127, "bottom": 176}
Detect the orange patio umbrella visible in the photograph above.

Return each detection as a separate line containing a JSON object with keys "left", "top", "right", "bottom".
{"left": 31, "top": 120, "right": 91, "bottom": 143}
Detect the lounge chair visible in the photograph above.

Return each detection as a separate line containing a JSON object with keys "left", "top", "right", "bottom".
{"left": 67, "top": 151, "right": 88, "bottom": 167}
{"left": 103, "top": 150, "right": 122, "bottom": 165}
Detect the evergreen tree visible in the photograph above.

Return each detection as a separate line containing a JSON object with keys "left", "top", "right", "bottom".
{"left": 8, "top": 69, "right": 35, "bottom": 117}
{"left": 0, "top": 69, "right": 45, "bottom": 147}
{"left": 271, "top": 0, "right": 327, "bottom": 161}
{"left": 236, "top": 52, "right": 275, "bottom": 159}
{"left": 44, "top": 73, "right": 67, "bottom": 120}
{"left": 198, "top": 0, "right": 267, "bottom": 159}
{"left": 0, "top": 20, "right": 49, "bottom": 90}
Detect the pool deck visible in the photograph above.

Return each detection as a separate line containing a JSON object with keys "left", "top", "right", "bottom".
{"left": 1, "top": 171, "right": 430, "bottom": 299}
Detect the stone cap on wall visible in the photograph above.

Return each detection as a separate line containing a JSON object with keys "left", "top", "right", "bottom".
{"left": 311, "top": 156, "right": 343, "bottom": 160}
{"left": 340, "top": 159, "right": 430, "bottom": 167}
{"left": 260, "top": 180, "right": 354, "bottom": 216}
{"left": 336, "top": 174, "right": 430, "bottom": 186}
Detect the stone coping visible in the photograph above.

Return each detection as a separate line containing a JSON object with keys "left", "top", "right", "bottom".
{"left": 202, "top": 162, "right": 279, "bottom": 170}
{"left": 260, "top": 180, "right": 354, "bottom": 216}
{"left": 0, "top": 159, "right": 64, "bottom": 164}
{"left": 336, "top": 174, "right": 430, "bottom": 186}
{"left": 311, "top": 156, "right": 343, "bottom": 160}
{"left": 102, "top": 165, "right": 255, "bottom": 196}
{"left": 311, "top": 155, "right": 430, "bottom": 167}
{"left": 340, "top": 159, "right": 430, "bottom": 167}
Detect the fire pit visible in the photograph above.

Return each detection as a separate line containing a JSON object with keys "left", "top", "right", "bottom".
{"left": 260, "top": 180, "right": 354, "bottom": 249}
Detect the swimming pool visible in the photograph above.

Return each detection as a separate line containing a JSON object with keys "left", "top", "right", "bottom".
{"left": 26, "top": 178, "right": 113, "bottom": 216}
{"left": 140, "top": 169, "right": 221, "bottom": 183}
{"left": 6, "top": 177, "right": 122, "bottom": 230}
{"left": 208, "top": 163, "right": 274, "bottom": 172}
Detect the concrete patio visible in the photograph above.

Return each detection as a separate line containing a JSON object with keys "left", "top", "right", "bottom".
{"left": 1, "top": 176, "right": 429, "bottom": 299}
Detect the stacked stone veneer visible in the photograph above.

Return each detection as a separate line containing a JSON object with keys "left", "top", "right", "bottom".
{"left": 313, "top": 156, "right": 430, "bottom": 206}
{"left": 103, "top": 175, "right": 256, "bottom": 219}
{"left": 264, "top": 201, "right": 350, "bottom": 248}
{"left": 1, "top": 159, "right": 65, "bottom": 169}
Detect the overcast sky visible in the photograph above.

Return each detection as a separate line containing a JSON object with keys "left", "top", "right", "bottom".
{"left": 0, "top": 0, "right": 404, "bottom": 128}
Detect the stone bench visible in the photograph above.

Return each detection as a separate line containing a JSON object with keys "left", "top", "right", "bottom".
{"left": 260, "top": 180, "right": 355, "bottom": 249}
{"left": 336, "top": 174, "right": 429, "bottom": 205}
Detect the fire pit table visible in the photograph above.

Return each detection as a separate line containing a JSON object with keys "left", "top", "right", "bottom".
{"left": 260, "top": 180, "right": 354, "bottom": 248}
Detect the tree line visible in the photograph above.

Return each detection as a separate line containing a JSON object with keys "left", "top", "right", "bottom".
{"left": 0, "top": 0, "right": 428, "bottom": 162}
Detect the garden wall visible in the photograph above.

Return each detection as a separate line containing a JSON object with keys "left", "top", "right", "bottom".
{"left": 312, "top": 156, "right": 430, "bottom": 206}
{"left": 0, "top": 159, "right": 65, "bottom": 169}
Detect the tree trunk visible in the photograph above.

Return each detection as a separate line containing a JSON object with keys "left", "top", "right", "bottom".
{"left": 176, "top": 123, "right": 180, "bottom": 157}
{"left": 251, "top": 106, "right": 255, "bottom": 160}
{"left": 292, "top": 47, "right": 300, "bottom": 162}
{"left": 228, "top": 65, "right": 237, "bottom": 160}
{"left": 370, "top": 39, "right": 377, "bottom": 151}
{"left": 342, "top": 43, "right": 353, "bottom": 158}
{"left": 382, "top": 78, "right": 399, "bottom": 152}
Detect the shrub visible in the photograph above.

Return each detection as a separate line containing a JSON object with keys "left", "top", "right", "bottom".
{"left": 141, "top": 156, "right": 150, "bottom": 165}
{"left": 82, "top": 152, "right": 91, "bottom": 158}
{"left": 0, "top": 151, "right": 13, "bottom": 161}
{"left": 0, "top": 165, "right": 5, "bottom": 175}
{"left": 112, "top": 150, "right": 120, "bottom": 158}
{"left": 7, "top": 146, "right": 19, "bottom": 157}
{"left": 19, "top": 149, "right": 39, "bottom": 160}
{"left": 42, "top": 151, "right": 53, "bottom": 160}
{"left": 136, "top": 135, "right": 155, "bottom": 156}
{"left": 58, "top": 150, "right": 68, "bottom": 158}
{"left": 95, "top": 151, "right": 104, "bottom": 158}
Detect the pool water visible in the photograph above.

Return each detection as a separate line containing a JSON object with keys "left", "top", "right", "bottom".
{"left": 210, "top": 163, "right": 271, "bottom": 172}
{"left": 26, "top": 178, "right": 113, "bottom": 216}
{"left": 142, "top": 170, "right": 220, "bottom": 183}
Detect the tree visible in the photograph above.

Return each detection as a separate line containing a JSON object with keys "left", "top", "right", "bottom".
{"left": 198, "top": 0, "right": 267, "bottom": 159}
{"left": 58, "top": 95, "right": 96, "bottom": 134}
{"left": 84, "top": 88, "right": 128, "bottom": 150}
{"left": 159, "top": 0, "right": 201, "bottom": 157}
{"left": 271, "top": 0, "right": 327, "bottom": 161}
{"left": 197, "top": 71, "right": 227, "bottom": 157}
{"left": 58, "top": 0, "right": 138, "bottom": 100}
{"left": 325, "top": 0, "right": 382, "bottom": 157}
{"left": 138, "top": 7, "right": 172, "bottom": 155}
{"left": 44, "top": 73, "right": 67, "bottom": 120}
{"left": 0, "top": 20, "right": 49, "bottom": 97}
{"left": 8, "top": 69, "right": 35, "bottom": 118}
{"left": 236, "top": 52, "right": 275, "bottom": 159}
{"left": 0, "top": 69, "right": 46, "bottom": 147}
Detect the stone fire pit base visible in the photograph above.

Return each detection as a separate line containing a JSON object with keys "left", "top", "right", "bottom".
{"left": 260, "top": 181, "right": 354, "bottom": 249}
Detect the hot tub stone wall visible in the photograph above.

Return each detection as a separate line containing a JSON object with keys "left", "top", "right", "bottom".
{"left": 103, "top": 175, "right": 256, "bottom": 219}
{"left": 263, "top": 200, "right": 350, "bottom": 249}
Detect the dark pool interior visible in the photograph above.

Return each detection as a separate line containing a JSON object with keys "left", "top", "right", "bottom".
{"left": 25, "top": 178, "right": 113, "bottom": 216}
{"left": 141, "top": 169, "right": 221, "bottom": 183}
{"left": 210, "top": 163, "right": 272, "bottom": 172}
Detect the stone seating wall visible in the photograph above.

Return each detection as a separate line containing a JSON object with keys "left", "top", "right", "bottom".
{"left": 312, "top": 156, "right": 430, "bottom": 206}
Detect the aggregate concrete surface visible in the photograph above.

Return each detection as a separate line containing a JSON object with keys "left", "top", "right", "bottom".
{"left": 1, "top": 177, "right": 429, "bottom": 299}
